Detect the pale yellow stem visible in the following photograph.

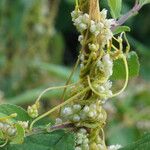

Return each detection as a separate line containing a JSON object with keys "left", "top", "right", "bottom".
{"left": 87, "top": 76, "right": 106, "bottom": 98}
{"left": 0, "top": 113, "right": 17, "bottom": 121}
{"left": 61, "top": 56, "right": 80, "bottom": 101}
{"left": 111, "top": 54, "right": 129, "bottom": 98}
{"left": 30, "top": 87, "right": 90, "bottom": 130}
{"left": 35, "top": 83, "right": 77, "bottom": 104}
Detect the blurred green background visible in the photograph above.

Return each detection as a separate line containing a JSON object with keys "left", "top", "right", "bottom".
{"left": 0, "top": 0, "right": 149, "bottom": 147}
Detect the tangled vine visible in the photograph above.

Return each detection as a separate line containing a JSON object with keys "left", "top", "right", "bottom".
{"left": 0, "top": 0, "right": 148, "bottom": 149}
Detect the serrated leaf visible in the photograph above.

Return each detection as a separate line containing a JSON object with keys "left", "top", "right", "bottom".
{"left": 0, "top": 104, "right": 31, "bottom": 122}
{"left": 2, "top": 130, "right": 75, "bottom": 150}
{"left": 120, "top": 133, "right": 150, "bottom": 150}
{"left": 113, "top": 26, "right": 131, "bottom": 35}
{"left": 108, "top": 0, "right": 122, "bottom": 18}
{"left": 11, "top": 124, "right": 25, "bottom": 144}
{"left": 111, "top": 52, "right": 140, "bottom": 80}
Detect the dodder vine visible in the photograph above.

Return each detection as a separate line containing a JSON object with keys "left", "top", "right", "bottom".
{"left": 0, "top": 0, "right": 148, "bottom": 149}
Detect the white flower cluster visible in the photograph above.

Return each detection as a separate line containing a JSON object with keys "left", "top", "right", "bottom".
{"left": 60, "top": 104, "right": 81, "bottom": 122}
{"left": 27, "top": 104, "right": 39, "bottom": 118}
{"left": 71, "top": 10, "right": 89, "bottom": 33}
{"left": 108, "top": 144, "right": 122, "bottom": 150}
{"left": 75, "top": 128, "right": 89, "bottom": 150}
{"left": 80, "top": 103, "right": 105, "bottom": 121}
{"left": 18, "top": 121, "right": 29, "bottom": 129}
{"left": 71, "top": 9, "right": 114, "bottom": 47}
{"left": 95, "top": 80, "right": 113, "bottom": 101}
{"left": 97, "top": 54, "right": 113, "bottom": 79}
{"left": 0, "top": 122, "right": 16, "bottom": 136}
{"left": 60, "top": 102, "right": 106, "bottom": 123}
{"left": 88, "top": 43, "right": 99, "bottom": 51}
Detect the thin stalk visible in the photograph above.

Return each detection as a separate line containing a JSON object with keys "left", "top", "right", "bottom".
{"left": 35, "top": 83, "right": 77, "bottom": 103}
{"left": 61, "top": 56, "right": 80, "bottom": 101}
{"left": 30, "top": 87, "right": 90, "bottom": 130}
{"left": 111, "top": 54, "right": 129, "bottom": 98}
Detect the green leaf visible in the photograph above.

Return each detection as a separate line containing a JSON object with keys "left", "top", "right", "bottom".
{"left": 113, "top": 26, "right": 131, "bottom": 35}
{"left": 0, "top": 104, "right": 31, "bottom": 122}
{"left": 3, "top": 130, "right": 75, "bottom": 150}
{"left": 120, "top": 133, "right": 150, "bottom": 150}
{"left": 108, "top": 0, "right": 122, "bottom": 18}
{"left": 0, "top": 130, "right": 4, "bottom": 139}
{"left": 139, "top": 0, "right": 150, "bottom": 6}
{"left": 32, "top": 62, "right": 78, "bottom": 82}
{"left": 11, "top": 124, "right": 25, "bottom": 144}
{"left": 111, "top": 52, "right": 140, "bottom": 80}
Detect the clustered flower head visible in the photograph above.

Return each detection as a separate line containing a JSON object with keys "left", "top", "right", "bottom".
{"left": 97, "top": 54, "right": 113, "bottom": 79}
{"left": 71, "top": 8, "right": 114, "bottom": 48}
{"left": 60, "top": 102, "right": 106, "bottom": 124}
{"left": 75, "top": 128, "right": 89, "bottom": 150}
{"left": 0, "top": 122, "right": 16, "bottom": 137}
{"left": 18, "top": 121, "right": 29, "bottom": 129}
{"left": 27, "top": 103, "right": 39, "bottom": 118}
{"left": 75, "top": 127, "right": 109, "bottom": 150}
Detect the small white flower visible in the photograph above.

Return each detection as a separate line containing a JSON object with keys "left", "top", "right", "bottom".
{"left": 74, "top": 16, "right": 82, "bottom": 25}
{"left": 18, "top": 121, "right": 29, "bottom": 129}
{"left": 55, "top": 118, "right": 63, "bottom": 124}
{"left": 90, "top": 104, "right": 97, "bottom": 110}
{"left": 27, "top": 104, "right": 39, "bottom": 118}
{"left": 80, "top": 63, "right": 84, "bottom": 68}
{"left": 80, "top": 112, "right": 86, "bottom": 120}
{"left": 78, "top": 35, "right": 84, "bottom": 44}
{"left": 100, "top": 9, "right": 108, "bottom": 20}
{"left": 79, "top": 23, "right": 88, "bottom": 32}
{"left": 76, "top": 137, "right": 83, "bottom": 145}
{"left": 3, "top": 124, "right": 11, "bottom": 131}
{"left": 90, "top": 22, "right": 100, "bottom": 36}
{"left": 62, "top": 107, "right": 73, "bottom": 116}
{"left": 82, "top": 13, "right": 90, "bottom": 24}
{"left": 83, "top": 106, "right": 90, "bottom": 113}
{"left": 75, "top": 147, "right": 82, "bottom": 150}
{"left": 88, "top": 111, "right": 95, "bottom": 118}
{"left": 73, "top": 114, "right": 80, "bottom": 122}
{"left": 79, "top": 128, "right": 87, "bottom": 134}
{"left": 80, "top": 54, "right": 84, "bottom": 61}
{"left": 88, "top": 43, "right": 98, "bottom": 51}
{"left": 82, "top": 143, "right": 89, "bottom": 150}
{"left": 102, "top": 54, "right": 113, "bottom": 78}
{"left": 7, "top": 127, "right": 16, "bottom": 136}
{"left": 108, "top": 144, "right": 122, "bottom": 150}
{"left": 82, "top": 138, "right": 89, "bottom": 144}
{"left": 90, "top": 22, "right": 97, "bottom": 33}
{"left": 98, "top": 113, "right": 104, "bottom": 120}
{"left": 71, "top": 10, "right": 82, "bottom": 22}
{"left": 97, "top": 22, "right": 104, "bottom": 29}
{"left": 99, "top": 86, "right": 105, "bottom": 92}
{"left": 73, "top": 104, "right": 81, "bottom": 112}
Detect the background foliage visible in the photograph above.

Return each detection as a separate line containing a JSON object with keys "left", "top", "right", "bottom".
{"left": 0, "top": 0, "right": 150, "bottom": 148}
